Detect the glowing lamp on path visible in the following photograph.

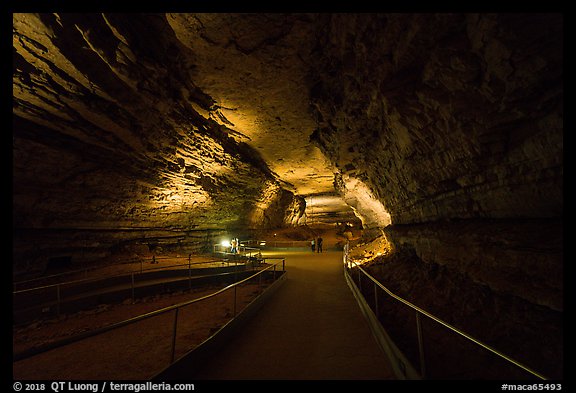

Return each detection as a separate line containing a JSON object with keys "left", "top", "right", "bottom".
{"left": 221, "top": 240, "right": 231, "bottom": 248}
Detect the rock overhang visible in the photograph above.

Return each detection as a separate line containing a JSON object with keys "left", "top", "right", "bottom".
{"left": 13, "top": 13, "right": 563, "bottom": 273}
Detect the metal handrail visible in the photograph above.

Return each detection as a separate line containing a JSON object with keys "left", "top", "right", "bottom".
{"left": 14, "top": 258, "right": 286, "bottom": 362}
{"left": 260, "top": 240, "right": 312, "bottom": 247}
{"left": 343, "top": 243, "right": 548, "bottom": 380}
{"left": 212, "top": 245, "right": 261, "bottom": 256}
{"left": 13, "top": 257, "right": 237, "bottom": 295}
{"left": 13, "top": 258, "right": 267, "bottom": 324}
{"left": 13, "top": 254, "right": 207, "bottom": 287}
{"left": 236, "top": 240, "right": 312, "bottom": 248}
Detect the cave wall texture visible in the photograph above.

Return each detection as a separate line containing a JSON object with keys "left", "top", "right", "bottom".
{"left": 12, "top": 11, "right": 563, "bottom": 321}
{"left": 307, "top": 13, "right": 563, "bottom": 315}
{"left": 309, "top": 13, "right": 562, "bottom": 224}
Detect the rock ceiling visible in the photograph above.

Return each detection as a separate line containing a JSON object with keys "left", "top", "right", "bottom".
{"left": 13, "top": 13, "right": 562, "bottom": 233}
{"left": 12, "top": 14, "right": 563, "bottom": 377}
{"left": 13, "top": 13, "right": 356, "bottom": 231}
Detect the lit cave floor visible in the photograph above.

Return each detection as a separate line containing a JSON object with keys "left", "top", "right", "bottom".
{"left": 13, "top": 250, "right": 395, "bottom": 380}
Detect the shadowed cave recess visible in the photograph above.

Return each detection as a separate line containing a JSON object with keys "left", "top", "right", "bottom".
{"left": 13, "top": 13, "right": 563, "bottom": 379}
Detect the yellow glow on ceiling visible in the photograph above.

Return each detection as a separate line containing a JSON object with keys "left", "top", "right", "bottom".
{"left": 167, "top": 13, "right": 337, "bottom": 198}
{"left": 196, "top": 104, "right": 336, "bottom": 197}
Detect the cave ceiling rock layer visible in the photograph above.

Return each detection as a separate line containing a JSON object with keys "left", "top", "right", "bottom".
{"left": 166, "top": 13, "right": 338, "bottom": 196}
{"left": 12, "top": 13, "right": 563, "bottom": 289}
{"left": 13, "top": 13, "right": 310, "bottom": 234}
{"left": 12, "top": 13, "right": 564, "bottom": 229}
{"left": 308, "top": 13, "right": 562, "bottom": 225}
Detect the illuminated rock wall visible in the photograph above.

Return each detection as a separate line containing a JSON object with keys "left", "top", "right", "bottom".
{"left": 13, "top": 12, "right": 563, "bottom": 324}
{"left": 12, "top": 13, "right": 306, "bottom": 275}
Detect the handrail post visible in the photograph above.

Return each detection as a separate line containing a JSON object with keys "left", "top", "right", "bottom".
{"left": 282, "top": 258, "right": 285, "bottom": 272}
{"left": 171, "top": 308, "right": 179, "bottom": 363}
{"left": 416, "top": 311, "right": 426, "bottom": 378}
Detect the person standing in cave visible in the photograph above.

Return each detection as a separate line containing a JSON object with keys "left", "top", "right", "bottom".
{"left": 317, "top": 236, "right": 323, "bottom": 253}
{"left": 230, "top": 238, "right": 237, "bottom": 254}
{"left": 310, "top": 238, "right": 315, "bottom": 252}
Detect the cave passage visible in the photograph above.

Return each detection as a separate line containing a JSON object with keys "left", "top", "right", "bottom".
{"left": 12, "top": 12, "right": 563, "bottom": 381}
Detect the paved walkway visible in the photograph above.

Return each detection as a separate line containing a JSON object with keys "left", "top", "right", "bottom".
{"left": 190, "top": 250, "right": 396, "bottom": 380}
